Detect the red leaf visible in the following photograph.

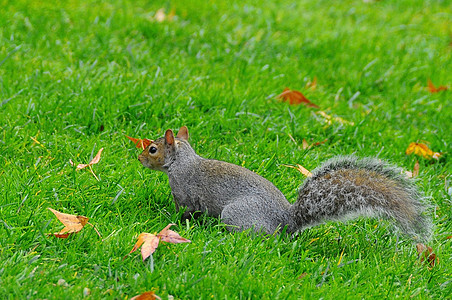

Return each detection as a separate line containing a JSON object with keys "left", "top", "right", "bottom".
{"left": 126, "top": 136, "right": 152, "bottom": 150}
{"left": 277, "top": 88, "right": 319, "bottom": 108}
{"left": 427, "top": 79, "right": 448, "bottom": 93}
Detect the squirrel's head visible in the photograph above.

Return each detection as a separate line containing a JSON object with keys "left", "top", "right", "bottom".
{"left": 138, "top": 126, "right": 190, "bottom": 172}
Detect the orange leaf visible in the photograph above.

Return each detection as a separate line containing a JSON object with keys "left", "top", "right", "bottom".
{"left": 131, "top": 291, "right": 162, "bottom": 300}
{"left": 158, "top": 223, "right": 191, "bottom": 244}
{"left": 128, "top": 233, "right": 160, "bottom": 261}
{"left": 405, "top": 142, "right": 441, "bottom": 160}
{"left": 126, "top": 224, "right": 191, "bottom": 261}
{"left": 70, "top": 148, "right": 104, "bottom": 170}
{"left": 277, "top": 88, "right": 319, "bottom": 108}
{"left": 48, "top": 208, "right": 89, "bottom": 238}
{"left": 427, "top": 79, "right": 448, "bottom": 93}
{"left": 126, "top": 136, "right": 152, "bottom": 150}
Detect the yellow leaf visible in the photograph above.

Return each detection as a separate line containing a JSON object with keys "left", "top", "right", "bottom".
{"left": 283, "top": 164, "right": 312, "bottom": 177}
{"left": 317, "top": 111, "right": 354, "bottom": 126}
{"left": 406, "top": 142, "right": 441, "bottom": 160}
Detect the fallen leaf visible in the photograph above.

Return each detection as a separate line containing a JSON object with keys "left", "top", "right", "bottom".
{"left": 70, "top": 148, "right": 104, "bottom": 170}
{"left": 126, "top": 136, "right": 152, "bottom": 150}
{"left": 412, "top": 161, "right": 420, "bottom": 177}
{"left": 48, "top": 208, "right": 88, "bottom": 238}
{"left": 317, "top": 111, "right": 354, "bottom": 126}
{"left": 302, "top": 139, "right": 310, "bottom": 150}
{"left": 48, "top": 208, "right": 88, "bottom": 237}
{"left": 427, "top": 79, "right": 448, "bottom": 93}
{"left": 126, "top": 224, "right": 191, "bottom": 261}
{"left": 152, "top": 8, "right": 175, "bottom": 23}
{"left": 416, "top": 243, "right": 438, "bottom": 268}
{"left": 130, "top": 233, "right": 160, "bottom": 261}
{"left": 131, "top": 291, "right": 162, "bottom": 300}
{"left": 312, "top": 139, "right": 328, "bottom": 147}
{"left": 277, "top": 88, "right": 319, "bottom": 108}
{"left": 432, "top": 152, "right": 441, "bottom": 160}
{"left": 283, "top": 164, "right": 312, "bottom": 177}
{"left": 301, "top": 138, "right": 327, "bottom": 150}
{"left": 406, "top": 142, "right": 441, "bottom": 160}
{"left": 48, "top": 208, "right": 102, "bottom": 239}
{"left": 158, "top": 224, "right": 191, "bottom": 244}
{"left": 298, "top": 273, "right": 308, "bottom": 279}
{"left": 446, "top": 236, "right": 452, "bottom": 240}
{"left": 305, "top": 77, "right": 317, "bottom": 91}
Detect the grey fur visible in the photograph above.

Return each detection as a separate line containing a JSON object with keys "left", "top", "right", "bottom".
{"left": 139, "top": 135, "right": 432, "bottom": 241}
{"left": 291, "top": 156, "right": 432, "bottom": 240}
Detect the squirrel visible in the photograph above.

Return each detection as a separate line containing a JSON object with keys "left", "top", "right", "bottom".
{"left": 138, "top": 126, "right": 432, "bottom": 240}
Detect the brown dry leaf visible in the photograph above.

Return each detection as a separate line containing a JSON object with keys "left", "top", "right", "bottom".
{"left": 126, "top": 136, "right": 152, "bottom": 150}
{"left": 427, "top": 79, "right": 448, "bottom": 93}
{"left": 446, "top": 236, "right": 452, "bottom": 240}
{"left": 416, "top": 243, "right": 438, "bottom": 268}
{"left": 298, "top": 273, "right": 308, "bottom": 279}
{"left": 412, "top": 161, "right": 420, "bottom": 177}
{"left": 302, "top": 139, "right": 310, "bottom": 150}
{"left": 126, "top": 224, "right": 191, "bottom": 261}
{"left": 305, "top": 77, "right": 317, "bottom": 91}
{"left": 48, "top": 208, "right": 91, "bottom": 238}
{"left": 406, "top": 142, "right": 441, "bottom": 160}
{"left": 283, "top": 164, "right": 313, "bottom": 177}
{"left": 131, "top": 291, "right": 162, "bottom": 300}
{"left": 277, "top": 88, "right": 319, "bottom": 108}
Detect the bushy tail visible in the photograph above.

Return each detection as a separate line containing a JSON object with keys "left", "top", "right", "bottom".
{"left": 289, "top": 156, "right": 432, "bottom": 241}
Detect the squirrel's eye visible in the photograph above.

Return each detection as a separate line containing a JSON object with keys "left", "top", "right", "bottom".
{"left": 149, "top": 146, "right": 157, "bottom": 154}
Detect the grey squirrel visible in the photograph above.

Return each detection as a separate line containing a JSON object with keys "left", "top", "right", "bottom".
{"left": 138, "top": 126, "right": 432, "bottom": 240}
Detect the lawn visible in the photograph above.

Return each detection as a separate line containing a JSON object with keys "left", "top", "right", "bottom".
{"left": 1, "top": 0, "right": 451, "bottom": 298}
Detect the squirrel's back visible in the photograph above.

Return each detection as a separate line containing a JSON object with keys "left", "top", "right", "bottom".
{"left": 290, "top": 156, "right": 432, "bottom": 240}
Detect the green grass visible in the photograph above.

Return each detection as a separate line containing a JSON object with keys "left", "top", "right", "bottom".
{"left": 1, "top": 0, "right": 451, "bottom": 298}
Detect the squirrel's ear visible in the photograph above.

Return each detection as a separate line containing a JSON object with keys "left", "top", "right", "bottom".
{"left": 165, "top": 129, "right": 175, "bottom": 145}
{"left": 176, "top": 126, "right": 189, "bottom": 141}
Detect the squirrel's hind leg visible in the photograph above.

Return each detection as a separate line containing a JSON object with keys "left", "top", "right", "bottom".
{"left": 220, "top": 197, "right": 282, "bottom": 234}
